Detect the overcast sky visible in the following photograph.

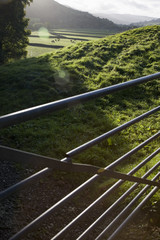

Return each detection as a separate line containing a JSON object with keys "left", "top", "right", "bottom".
{"left": 56, "top": 0, "right": 160, "bottom": 18}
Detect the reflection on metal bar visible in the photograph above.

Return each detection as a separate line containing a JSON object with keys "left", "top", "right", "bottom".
{"left": 0, "top": 73, "right": 159, "bottom": 240}
{"left": 101, "top": 169, "right": 160, "bottom": 187}
{"left": 66, "top": 107, "right": 160, "bottom": 157}
{"left": 108, "top": 179, "right": 160, "bottom": 240}
{"left": 96, "top": 172, "right": 160, "bottom": 240}
{"left": 52, "top": 153, "right": 160, "bottom": 240}
{"left": 77, "top": 155, "right": 160, "bottom": 240}
{"left": 9, "top": 174, "right": 98, "bottom": 240}
{"left": 0, "top": 168, "right": 50, "bottom": 201}
{"left": 0, "top": 72, "right": 160, "bottom": 129}
{"left": 0, "top": 145, "right": 100, "bottom": 173}
{"left": 107, "top": 132, "right": 160, "bottom": 170}
{"left": 1, "top": 132, "right": 159, "bottom": 201}
{"left": 10, "top": 149, "right": 160, "bottom": 240}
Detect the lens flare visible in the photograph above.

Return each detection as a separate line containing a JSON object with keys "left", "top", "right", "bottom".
{"left": 54, "top": 69, "right": 71, "bottom": 92}
{"left": 38, "top": 27, "right": 50, "bottom": 39}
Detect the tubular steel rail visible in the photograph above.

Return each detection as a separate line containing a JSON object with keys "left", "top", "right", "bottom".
{"left": 0, "top": 73, "right": 160, "bottom": 240}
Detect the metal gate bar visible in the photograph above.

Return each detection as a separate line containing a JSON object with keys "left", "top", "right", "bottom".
{"left": 66, "top": 107, "right": 160, "bottom": 158}
{"left": 0, "top": 73, "right": 159, "bottom": 240}
{"left": 77, "top": 159, "right": 160, "bottom": 240}
{"left": 107, "top": 176, "right": 160, "bottom": 240}
{"left": 96, "top": 172, "right": 160, "bottom": 240}
{"left": 51, "top": 152, "right": 160, "bottom": 240}
{"left": 6, "top": 146, "right": 160, "bottom": 240}
{"left": 0, "top": 126, "right": 159, "bottom": 201}
{"left": 0, "top": 72, "right": 160, "bottom": 129}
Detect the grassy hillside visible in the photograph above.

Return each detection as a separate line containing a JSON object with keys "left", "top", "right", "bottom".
{"left": 0, "top": 26, "right": 159, "bottom": 172}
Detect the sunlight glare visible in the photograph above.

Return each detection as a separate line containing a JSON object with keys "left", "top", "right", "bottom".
{"left": 38, "top": 27, "right": 50, "bottom": 39}
{"left": 54, "top": 69, "right": 71, "bottom": 92}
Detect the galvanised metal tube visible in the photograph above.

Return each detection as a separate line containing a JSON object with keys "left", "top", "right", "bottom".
{"left": 77, "top": 151, "right": 160, "bottom": 240}
{"left": 108, "top": 180, "right": 160, "bottom": 240}
{"left": 101, "top": 170, "right": 160, "bottom": 187}
{"left": 0, "top": 73, "right": 160, "bottom": 129}
{"left": 9, "top": 136, "right": 160, "bottom": 240}
{"left": 0, "top": 132, "right": 159, "bottom": 202}
{"left": 95, "top": 172, "right": 160, "bottom": 240}
{"left": 66, "top": 107, "right": 160, "bottom": 157}
{"left": 106, "top": 132, "right": 160, "bottom": 170}
{"left": 0, "top": 168, "right": 50, "bottom": 201}
{"left": 51, "top": 149, "right": 160, "bottom": 240}
{"left": 9, "top": 174, "right": 98, "bottom": 240}
{"left": 0, "top": 147, "right": 100, "bottom": 201}
{"left": 0, "top": 145, "right": 99, "bottom": 174}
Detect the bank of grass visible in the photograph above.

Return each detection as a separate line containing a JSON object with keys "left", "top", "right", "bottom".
{"left": 0, "top": 26, "right": 160, "bottom": 202}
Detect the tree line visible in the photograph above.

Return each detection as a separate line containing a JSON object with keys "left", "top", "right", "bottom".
{"left": 0, "top": 0, "right": 32, "bottom": 64}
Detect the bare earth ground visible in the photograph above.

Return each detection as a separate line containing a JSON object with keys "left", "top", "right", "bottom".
{"left": 0, "top": 159, "right": 160, "bottom": 240}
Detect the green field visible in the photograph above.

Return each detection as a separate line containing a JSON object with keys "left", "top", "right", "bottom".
{"left": 27, "top": 29, "right": 109, "bottom": 57}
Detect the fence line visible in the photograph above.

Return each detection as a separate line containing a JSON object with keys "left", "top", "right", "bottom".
{"left": 0, "top": 72, "right": 160, "bottom": 129}
{"left": 0, "top": 73, "right": 159, "bottom": 240}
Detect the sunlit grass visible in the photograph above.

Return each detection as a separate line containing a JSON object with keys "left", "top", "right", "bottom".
{"left": 27, "top": 46, "right": 54, "bottom": 57}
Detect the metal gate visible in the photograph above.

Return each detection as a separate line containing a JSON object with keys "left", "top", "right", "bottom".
{"left": 0, "top": 73, "right": 160, "bottom": 240}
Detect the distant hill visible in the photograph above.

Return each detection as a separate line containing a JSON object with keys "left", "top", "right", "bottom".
{"left": 131, "top": 18, "right": 160, "bottom": 27}
{"left": 93, "top": 13, "right": 156, "bottom": 25}
{"left": 26, "top": 0, "right": 125, "bottom": 32}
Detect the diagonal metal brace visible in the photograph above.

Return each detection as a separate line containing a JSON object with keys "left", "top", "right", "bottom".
{"left": 99, "top": 169, "right": 160, "bottom": 187}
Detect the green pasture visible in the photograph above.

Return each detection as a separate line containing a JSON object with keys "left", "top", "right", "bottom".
{"left": 27, "top": 29, "right": 108, "bottom": 57}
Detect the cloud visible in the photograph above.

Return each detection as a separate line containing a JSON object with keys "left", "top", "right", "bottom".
{"left": 56, "top": 0, "right": 160, "bottom": 18}
{"left": 129, "top": 0, "right": 150, "bottom": 10}
{"left": 92, "top": 2, "right": 117, "bottom": 13}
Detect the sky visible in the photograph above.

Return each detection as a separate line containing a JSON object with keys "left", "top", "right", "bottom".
{"left": 56, "top": 0, "right": 160, "bottom": 18}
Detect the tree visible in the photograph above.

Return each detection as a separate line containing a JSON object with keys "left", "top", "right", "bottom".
{"left": 0, "top": 0, "right": 32, "bottom": 64}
